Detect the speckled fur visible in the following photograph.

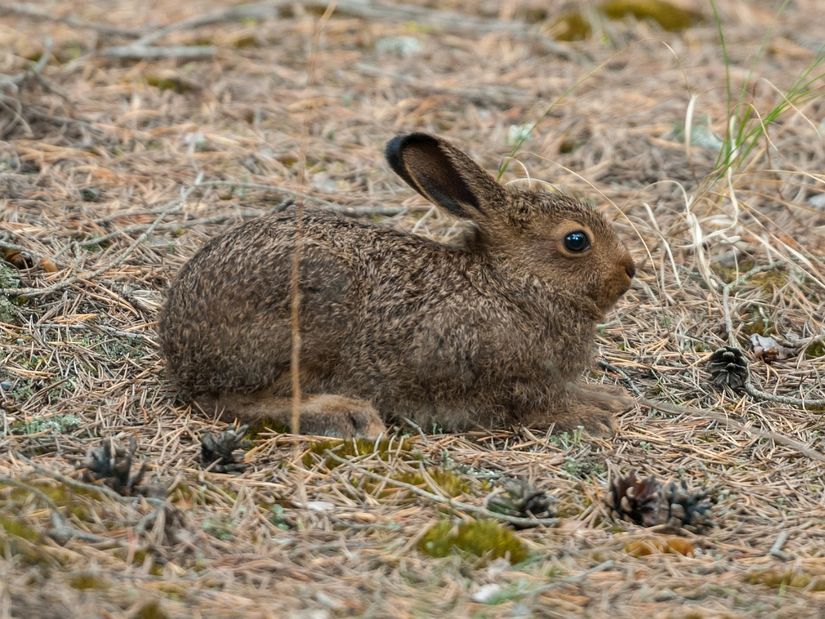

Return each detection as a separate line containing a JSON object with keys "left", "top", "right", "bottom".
{"left": 159, "top": 133, "right": 636, "bottom": 437}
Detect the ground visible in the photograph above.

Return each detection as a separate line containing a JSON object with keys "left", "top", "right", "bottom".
{"left": 1, "top": 0, "right": 824, "bottom": 617}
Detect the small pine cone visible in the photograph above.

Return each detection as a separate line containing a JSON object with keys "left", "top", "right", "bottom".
{"left": 201, "top": 424, "right": 250, "bottom": 473}
{"left": 662, "top": 480, "right": 715, "bottom": 532}
{"left": 82, "top": 436, "right": 147, "bottom": 496}
{"left": 606, "top": 471, "right": 662, "bottom": 527}
{"left": 486, "top": 480, "right": 555, "bottom": 529}
{"left": 707, "top": 346, "right": 749, "bottom": 390}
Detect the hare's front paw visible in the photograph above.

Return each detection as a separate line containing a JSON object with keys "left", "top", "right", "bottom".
{"left": 300, "top": 395, "right": 387, "bottom": 439}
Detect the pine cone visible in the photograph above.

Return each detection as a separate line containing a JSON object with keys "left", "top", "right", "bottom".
{"left": 605, "top": 471, "right": 661, "bottom": 527}
{"left": 486, "top": 479, "right": 555, "bottom": 529}
{"left": 707, "top": 346, "right": 749, "bottom": 390}
{"left": 662, "top": 480, "right": 715, "bottom": 532}
{"left": 201, "top": 424, "right": 250, "bottom": 473}
{"left": 82, "top": 436, "right": 147, "bottom": 496}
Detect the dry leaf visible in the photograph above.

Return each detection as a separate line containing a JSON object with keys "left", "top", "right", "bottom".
{"left": 750, "top": 334, "right": 793, "bottom": 362}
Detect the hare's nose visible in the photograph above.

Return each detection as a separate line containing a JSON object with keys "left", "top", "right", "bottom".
{"left": 623, "top": 257, "right": 636, "bottom": 279}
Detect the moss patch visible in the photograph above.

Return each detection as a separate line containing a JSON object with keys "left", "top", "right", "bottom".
{"left": 363, "top": 467, "right": 470, "bottom": 502}
{"left": 417, "top": 519, "right": 528, "bottom": 565}
{"left": 552, "top": 0, "right": 702, "bottom": 42}
{"left": 69, "top": 573, "right": 110, "bottom": 591}
{"left": 302, "top": 436, "right": 417, "bottom": 469}
{"left": 600, "top": 0, "right": 703, "bottom": 31}
{"left": 0, "top": 514, "right": 41, "bottom": 543}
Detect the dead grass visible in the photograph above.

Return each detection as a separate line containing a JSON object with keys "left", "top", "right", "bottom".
{"left": 1, "top": 0, "right": 824, "bottom": 617}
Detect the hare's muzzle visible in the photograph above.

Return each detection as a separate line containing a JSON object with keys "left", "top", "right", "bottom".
{"left": 616, "top": 254, "right": 635, "bottom": 297}
{"left": 623, "top": 257, "right": 636, "bottom": 280}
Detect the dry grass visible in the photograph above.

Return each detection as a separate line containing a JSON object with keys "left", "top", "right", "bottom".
{"left": 1, "top": 0, "right": 824, "bottom": 617}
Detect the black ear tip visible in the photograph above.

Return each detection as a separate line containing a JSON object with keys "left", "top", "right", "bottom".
{"left": 384, "top": 135, "right": 407, "bottom": 172}
{"left": 385, "top": 132, "right": 439, "bottom": 170}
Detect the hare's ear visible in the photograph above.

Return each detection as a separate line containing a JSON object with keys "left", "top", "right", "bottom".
{"left": 385, "top": 133, "right": 505, "bottom": 220}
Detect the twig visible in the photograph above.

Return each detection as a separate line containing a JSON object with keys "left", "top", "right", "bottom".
{"left": 638, "top": 397, "right": 825, "bottom": 463}
{"left": 768, "top": 530, "right": 791, "bottom": 561}
{"left": 0, "top": 3, "right": 139, "bottom": 37}
{"left": 744, "top": 382, "right": 825, "bottom": 409}
{"left": 103, "top": 45, "right": 216, "bottom": 60}
{"left": 323, "top": 450, "right": 560, "bottom": 528}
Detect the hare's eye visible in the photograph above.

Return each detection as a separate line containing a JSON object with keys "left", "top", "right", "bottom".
{"left": 563, "top": 231, "right": 590, "bottom": 252}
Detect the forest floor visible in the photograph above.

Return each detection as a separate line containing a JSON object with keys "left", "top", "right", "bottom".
{"left": 1, "top": 0, "right": 824, "bottom": 617}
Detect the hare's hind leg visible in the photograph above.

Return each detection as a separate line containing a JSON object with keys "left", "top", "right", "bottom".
{"left": 201, "top": 391, "right": 387, "bottom": 439}
{"left": 552, "top": 382, "right": 635, "bottom": 437}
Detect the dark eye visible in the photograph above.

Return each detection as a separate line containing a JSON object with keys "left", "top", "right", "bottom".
{"left": 563, "top": 231, "right": 590, "bottom": 252}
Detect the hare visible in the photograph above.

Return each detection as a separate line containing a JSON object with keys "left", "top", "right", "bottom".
{"left": 159, "top": 133, "right": 636, "bottom": 438}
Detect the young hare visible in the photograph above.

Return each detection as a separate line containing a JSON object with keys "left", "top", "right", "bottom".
{"left": 159, "top": 133, "right": 636, "bottom": 438}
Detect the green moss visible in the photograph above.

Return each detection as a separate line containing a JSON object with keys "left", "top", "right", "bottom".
{"left": 369, "top": 467, "right": 469, "bottom": 502}
{"left": 743, "top": 310, "right": 776, "bottom": 336}
{"left": 54, "top": 42, "right": 85, "bottom": 63}
{"left": 745, "top": 569, "right": 825, "bottom": 591}
{"left": 806, "top": 341, "right": 825, "bottom": 359}
{"left": 0, "top": 515, "right": 41, "bottom": 542}
{"left": 599, "top": 0, "right": 702, "bottom": 31}
{"left": 132, "top": 600, "right": 169, "bottom": 619}
{"left": 69, "top": 573, "right": 110, "bottom": 591}
{"left": 302, "top": 436, "right": 416, "bottom": 469}
{"left": 559, "top": 137, "right": 587, "bottom": 154}
{"left": 711, "top": 259, "right": 756, "bottom": 285}
{"left": 0, "top": 515, "right": 59, "bottom": 566}
{"left": 552, "top": 0, "right": 701, "bottom": 42}
{"left": 749, "top": 268, "right": 788, "bottom": 293}
{"left": 417, "top": 519, "right": 528, "bottom": 565}
{"left": 1, "top": 479, "right": 106, "bottom": 524}
{"left": 145, "top": 75, "right": 198, "bottom": 94}
{"left": 231, "top": 35, "right": 259, "bottom": 49}
{"left": 551, "top": 11, "right": 592, "bottom": 42}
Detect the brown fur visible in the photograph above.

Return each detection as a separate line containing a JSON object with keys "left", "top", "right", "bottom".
{"left": 159, "top": 133, "right": 636, "bottom": 438}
